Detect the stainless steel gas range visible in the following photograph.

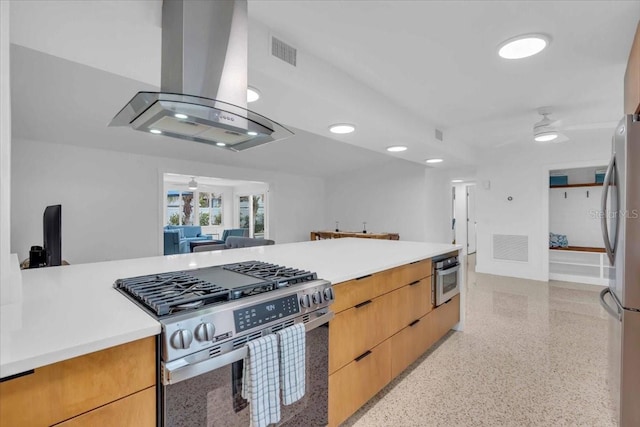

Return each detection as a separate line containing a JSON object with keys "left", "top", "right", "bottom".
{"left": 115, "top": 260, "right": 334, "bottom": 426}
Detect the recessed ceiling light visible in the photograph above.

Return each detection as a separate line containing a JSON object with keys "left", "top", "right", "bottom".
{"left": 425, "top": 158, "right": 444, "bottom": 164}
{"left": 498, "top": 34, "right": 549, "bottom": 59}
{"left": 174, "top": 113, "right": 188, "bottom": 119}
{"left": 247, "top": 131, "right": 258, "bottom": 136}
{"left": 329, "top": 123, "right": 356, "bottom": 134}
{"left": 534, "top": 132, "right": 558, "bottom": 142}
{"left": 216, "top": 142, "right": 226, "bottom": 147}
{"left": 247, "top": 86, "right": 261, "bottom": 103}
{"left": 149, "top": 129, "right": 162, "bottom": 134}
{"left": 452, "top": 179, "right": 464, "bottom": 183}
{"left": 386, "top": 145, "right": 408, "bottom": 152}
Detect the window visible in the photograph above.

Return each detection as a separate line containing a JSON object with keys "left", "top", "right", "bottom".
{"left": 166, "top": 190, "right": 195, "bottom": 225}
{"left": 237, "top": 193, "right": 266, "bottom": 238}
{"left": 199, "top": 192, "right": 223, "bottom": 226}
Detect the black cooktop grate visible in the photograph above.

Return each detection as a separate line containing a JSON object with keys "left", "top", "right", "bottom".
{"left": 223, "top": 261, "right": 317, "bottom": 285}
{"left": 114, "top": 261, "right": 318, "bottom": 317}
{"left": 115, "top": 271, "right": 230, "bottom": 316}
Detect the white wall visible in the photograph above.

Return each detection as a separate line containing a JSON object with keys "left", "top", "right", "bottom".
{"left": 1, "top": 0, "right": 12, "bottom": 281}
{"left": 549, "top": 186, "right": 603, "bottom": 247}
{"left": 324, "top": 159, "right": 458, "bottom": 243}
{"left": 475, "top": 132, "right": 611, "bottom": 281}
{"left": 11, "top": 139, "right": 325, "bottom": 264}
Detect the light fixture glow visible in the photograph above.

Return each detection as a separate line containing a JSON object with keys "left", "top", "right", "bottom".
{"left": 247, "top": 86, "right": 261, "bottom": 103}
{"left": 386, "top": 145, "right": 408, "bottom": 152}
{"left": 498, "top": 34, "right": 549, "bottom": 59}
{"left": 451, "top": 179, "right": 464, "bottom": 183}
{"left": 187, "top": 177, "right": 198, "bottom": 190}
{"left": 149, "top": 129, "right": 162, "bottom": 134}
{"left": 329, "top": 124, "right": 355, "bottom": 134}
{"left": 174, "top": 113, "right": 188, "bottom": 119}
{"left": 216, "top": 142, "right": 226, "bottom": 147}
{"left": 534, "top": 132, "right": 558, "bottom": 142}
{"left": 247, "top": 131, "right": 258, "bottom": 136}
{"left": 425, "top": 158, "right": 444, "bottom": 164}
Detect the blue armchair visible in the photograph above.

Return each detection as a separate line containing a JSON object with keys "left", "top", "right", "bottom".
{"left": 210, "top": 228, "right": 249, "bottom": 244}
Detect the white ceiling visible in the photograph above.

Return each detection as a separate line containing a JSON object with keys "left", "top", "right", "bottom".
{"left": 9, "top": 0, "right": 640, "bottom": 172}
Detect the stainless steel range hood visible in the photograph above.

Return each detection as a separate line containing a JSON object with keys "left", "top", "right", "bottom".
{"left": 109, "top": 0, "right": 293, "bottom": 151}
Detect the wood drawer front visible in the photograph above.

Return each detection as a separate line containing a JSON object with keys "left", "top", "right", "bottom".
{"left": 329, "top": 339, "right": 391, "bottom": 427}
{"left": 332, "top": 273, "right": 382, "bottom": 313}
{"left": 389, "top": 277, "right": 433, "bottom": 335}
{"left": 390, "top": 312, "right": 437, "bottom": 379}
{"left": 384, "top": 259, "right": 432, "bottom": 293}
{"left": 329, "top": 292, "right": 392, "bottom": 374}
{"left": 0, "top": 337, "right": 156, "bottom": 427}
{"left": 435, "top": 294, "right": 460, "bottom": 340}
{"left": 56, "top": 386, "right": 156, "bottom": 427}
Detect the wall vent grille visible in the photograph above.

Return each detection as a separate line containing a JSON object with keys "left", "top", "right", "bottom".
{"left": 493, "top": 234, "right": 528, "bottom": 262}
{"left": 272, "top": 36, "right": 297, "bottom": 66}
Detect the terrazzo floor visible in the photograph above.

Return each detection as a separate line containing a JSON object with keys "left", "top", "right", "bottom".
{"left": 343, "top": 255, "right": 616, "bottom": 427}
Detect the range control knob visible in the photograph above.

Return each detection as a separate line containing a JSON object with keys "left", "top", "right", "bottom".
{"left": 312, "top": 291, "right": 323, "bottom": 305}
{"left": 194, "top": 322, "right": 216, "bottom": 342}
{"left": 300, "top": 294, "right": 311, "bottom": 308}
{"left": 170, "top": 329, "right": 193, "bottom": 350}
{"left": 323, "top": 287, "right": 335, "bottom": 301}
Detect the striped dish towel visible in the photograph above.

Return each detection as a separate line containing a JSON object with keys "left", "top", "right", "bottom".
{"left": 242, "top": 334, "right": 281, "bottom": 427}
{"left": 276, "top": 323, "right": 306, "bottom": 405}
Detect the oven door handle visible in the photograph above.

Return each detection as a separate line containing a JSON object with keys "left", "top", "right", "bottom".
{"left": 436, "top": 264, "right": 460, "bottom": 276}
{"left": 162, "top": 310, "right": 334, "bottom": 385}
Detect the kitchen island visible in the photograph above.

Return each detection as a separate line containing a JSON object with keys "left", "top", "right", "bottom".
{"left": 0, "top": 238, "right": 461, "bottom": 425}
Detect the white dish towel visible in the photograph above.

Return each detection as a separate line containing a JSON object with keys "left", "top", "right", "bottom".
{"left": 276, "top": 323, "right": 306, "bottom": 405}
{"left": 242, "top": 334, "right": 281, "bottom": 427}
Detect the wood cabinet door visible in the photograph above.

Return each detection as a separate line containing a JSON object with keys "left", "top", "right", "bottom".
{"left": 329, "top": 291, "right": 393, "bottom": 374}
{"left": 435, "top": 294, "right": 461, "bottom": 339}
{"left": 390, "top": 311, "right": 438, "bottom": 379}
{"left": 0, "top": 337, "right": 156, "bottom": 427}
{"left": 388, "top": 277, "right": 433, "bottom": 336}
{"left": 625, "top": 21, "right": 640, "bottom": 114}
{"left": 56, "top": 386, "right": 156, "bottom": 427}
{"left": 328, "top": 339, "right": 391, "bottom": 427}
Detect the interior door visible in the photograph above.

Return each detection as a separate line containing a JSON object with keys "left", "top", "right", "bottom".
{"left": 466, "top": 185, "right": 477, "bottom": 254}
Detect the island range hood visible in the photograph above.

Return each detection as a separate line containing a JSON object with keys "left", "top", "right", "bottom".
{"left": 109, "top": 0, "right": 293, "bottom": 151}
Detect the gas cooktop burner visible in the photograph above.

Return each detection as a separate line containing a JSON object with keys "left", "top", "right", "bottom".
{"left": 114, "top": 261, "right": 319, "bottom": 318}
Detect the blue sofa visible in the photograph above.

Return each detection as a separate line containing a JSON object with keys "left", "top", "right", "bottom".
{"left": 164, "top": 225, "right": 213, "bottom": 255}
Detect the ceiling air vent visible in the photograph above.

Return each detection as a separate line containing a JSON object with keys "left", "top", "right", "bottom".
{"left": 272, "top": 36, "right": 297, "bottom": 66}
{"left": 435, "top": 129, "right": 444, "bottom": 142}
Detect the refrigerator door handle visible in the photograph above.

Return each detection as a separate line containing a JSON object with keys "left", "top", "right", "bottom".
{"left": 599, "top": 287, "right": 622, "bottom": 321}
{"left": 600, "top": 156, "right": 616, "bottom": 265}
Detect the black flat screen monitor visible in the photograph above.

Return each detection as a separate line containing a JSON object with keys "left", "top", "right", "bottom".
{"left": 43, "top": 204, "right": 62, "bottom": 266}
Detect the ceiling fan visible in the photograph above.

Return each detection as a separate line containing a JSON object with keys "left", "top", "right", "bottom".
{"left": 496, "top": 107, "right": 617, "bottom": 147}
{"left": 533, "top": 107, "right": 567, "bottom": 143}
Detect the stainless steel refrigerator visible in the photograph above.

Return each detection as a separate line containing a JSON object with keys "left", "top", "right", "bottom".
{"left": 599, "top": 114, "right": 640, "bottom": 426}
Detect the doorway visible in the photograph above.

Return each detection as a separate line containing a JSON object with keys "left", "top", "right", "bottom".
{"left": 452, "top": 183, "right": 477, "bottom": 256}
{"left": 466, "top": 185, "right": 477, "bottom": 255}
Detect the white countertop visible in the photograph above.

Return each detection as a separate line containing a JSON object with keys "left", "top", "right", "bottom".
{"left": 0, "top": 238, "right": 459, "bottom": 378}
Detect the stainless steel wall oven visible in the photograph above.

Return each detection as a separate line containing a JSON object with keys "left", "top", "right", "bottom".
{"left": 433, "top": 252, "right": 460, "bottom": 306}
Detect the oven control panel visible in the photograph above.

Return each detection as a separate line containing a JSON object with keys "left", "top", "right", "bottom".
{"left": 233, "top": 294, "right": 300, "bottom": 332}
